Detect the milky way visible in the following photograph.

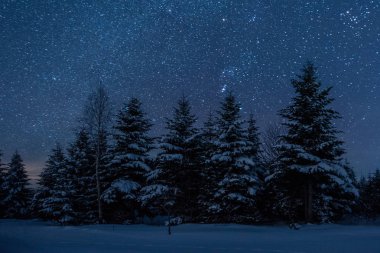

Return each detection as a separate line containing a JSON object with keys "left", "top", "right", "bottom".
{"left": 0, "top": 0, "right": 379, "bottom": 180}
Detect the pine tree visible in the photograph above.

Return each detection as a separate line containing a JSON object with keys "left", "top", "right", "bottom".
{"left": 54, "top": 152, "right": 75, "bottom": 225}
{"left": 202, "top": 112, "right": 219, "bottom": 151}
{"left": 247, "top": 114, "right": 260, "bottom": 159}
{"left": 272, "top": 62, "right": 358, "bottom": 223}
{"left": 3, "top": 151, "right": 31, "bottom": 218}
{"left": 246, "top": 114, "right": 263, "bottom": 182}
{"left": 0, "top": 151, "right": 7, "bottom": 217}
{"left": 104, "top": 98, "right": 153, "bottom": 223}
{"left": 197, "top": 112, "right": 219, "bottom": 220}
{"left": 66, "top": 129, "right": 97, "bottom": 224}
{"left": 33, "top": 145, "right": 60, "bottom": 219}
{"left": 246, "top": 114, "right": 264, "bottom": 219}
{"left": 208, "top": 93, "right": 259, "bottom": 223}
{"left": 182, "top": 122, "right": 203, "bottom": 220}
{"left": 33, "top": 144, "right": 74, "bottom": 224}
{"left": 140, "top": 96, "right": 200, "bottom": 220}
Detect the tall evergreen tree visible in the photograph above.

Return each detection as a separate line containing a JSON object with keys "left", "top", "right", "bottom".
{"left": 208, "top": 93, "right": 259, "bottom": 223}
{"left": 33, "top": 144, "right": 74, "bottom": 224}
{"left": 197, "top": 112, "right": 219, "bottom": 220}
{"left": 247, "top": 114, "right": 260, "bottom": 159}
{"left": 246, "top": 114, "right": 263, "bottom": 182}
{"left": 140, "top": 96, "right": 200, "bottom": 220}
{"left": 271, "top": 63, "right": 358, "bottom": 222}
{"left": 3, "top": 151, "right": 31, "bottom": 218}
{"left": 104, "top": 98, "right": 153, "bottom": 223}
{"left": 246, "top": 114, "right": 264, "bottom": 219}
{"left": 66, "top": 129, "right": 97, "bottom": 224}
{"left": 202, "top": 112, "right": 219, "bottom": 151}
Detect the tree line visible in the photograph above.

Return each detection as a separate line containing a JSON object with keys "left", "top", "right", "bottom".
{"left": 0, "top": 63, "right": 377, "bottom": 225}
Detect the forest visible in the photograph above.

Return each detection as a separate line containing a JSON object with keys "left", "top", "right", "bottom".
{"left": 0, "top": 63, "right": 379, "bottom": 225}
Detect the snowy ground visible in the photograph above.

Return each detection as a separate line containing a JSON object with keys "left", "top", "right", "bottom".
{"left": 0, "top": 219, "right": 380, "bottom": 253}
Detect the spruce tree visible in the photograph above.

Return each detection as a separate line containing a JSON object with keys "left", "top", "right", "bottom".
{"left": 3, "top": 151, "right": 31, "bottom": 218}
{"left": 54, "top": 151, "right": 75, "bottom": 225}
{"left": 66, "top": 129, "right": 97, "bottom": 224}
{"left": 34, "top": 145, "right": 60, "bottom": 219}
{"left": 140, "top": 96, "right": 200, "bottom": 220}
{"left": 272, "top": 63, "right": 358, "bottom": 222}
{"left": 33, "top": 144, "right": 74, "bottom": 224}
{"left": 247, "top": 114, "right": 260, "bottom": 159}
{"left": 202, "top": 112, "right": 219, "bottom": 150}
{"left": 246, "top": 114, "right": 264, "bottom": 219}
{"left": 104, "top": 98, "right": 153, "bottom": 223}
{"left": 246, "top": 114, "right": 263, "bottom": 183}
{"left": 197, "top": 112, "right": 219, "bottom": 220}
{"left": 208, "top": 93, "right": 259, "bottom": 223}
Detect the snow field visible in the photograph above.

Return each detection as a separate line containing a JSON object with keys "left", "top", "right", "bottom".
{"left": 1, "top": 219, "right": 380, "bottom": 253}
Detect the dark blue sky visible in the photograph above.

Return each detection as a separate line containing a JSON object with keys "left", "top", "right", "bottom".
{"left": 0, "top": 0, "right": 379, "bottom": 180}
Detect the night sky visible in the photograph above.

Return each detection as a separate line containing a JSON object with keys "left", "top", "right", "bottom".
{"left": 0, "top": 0, "right": 379, "bottom": 181}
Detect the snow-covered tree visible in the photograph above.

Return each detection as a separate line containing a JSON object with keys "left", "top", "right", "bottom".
{"left": 246, "top": 114, "right": 260, "bottom": 159}
{"left": 201, "top": 112, "right": 219, "bottom": 152}
{"left": 66, "top": 129, "right": 97, "bottom": 224}
{"left": 3, "top": 151, "right": 31, "bottom": 218}
{"left": 270, "top": 63, "right": 358, "bottom": 222}
{"left": 33, "top": 144, "right": 74, "bottom": 224}
{"left": 246, "top": 114, "right": 263, "bottom": 182}
{"left": 140, "top": 96, "right": 201, "bottom": 220}
{"left": 104, "top": 98, "right": 153, "bottom": 223}
{"left": 208, "top": 93, "right": 259, "bottom": 223}
{"left": 197, "top": 112, "right": 219, "bottom": 220}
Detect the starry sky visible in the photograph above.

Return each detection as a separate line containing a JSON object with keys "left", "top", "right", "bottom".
{"left": 0, "top": 0, "right": 379, "bottom": 181}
